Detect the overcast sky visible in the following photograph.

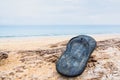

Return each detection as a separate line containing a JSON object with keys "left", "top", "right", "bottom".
{"left": 0, "top": 0, "right": 120, "bottom": 25}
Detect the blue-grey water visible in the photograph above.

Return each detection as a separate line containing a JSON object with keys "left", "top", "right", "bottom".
{"left": 0, "top": 25, "right": 120, "bottom": 38}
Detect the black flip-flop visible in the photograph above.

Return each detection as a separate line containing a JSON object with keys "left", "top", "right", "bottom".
{"left": 56, "top": 35, "right": 96, "bottom": 77}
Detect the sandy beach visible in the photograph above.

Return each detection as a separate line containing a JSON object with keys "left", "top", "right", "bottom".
{"left": 0, "top": 34, "right": 120, "bottom": 51}
{"left": 0, "top": 34, "right": 120, "bottom": 80}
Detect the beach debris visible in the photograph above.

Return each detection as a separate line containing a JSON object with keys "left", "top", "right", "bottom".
{"left": 56, "top": 35, "right": 96, "bottom": 77}
{"left": 0, "top": 52, "right": 8, "bottom": 61}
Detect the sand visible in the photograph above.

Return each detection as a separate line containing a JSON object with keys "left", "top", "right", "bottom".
{"left": 0, "top": 34, "right": 120, "bottom": 80}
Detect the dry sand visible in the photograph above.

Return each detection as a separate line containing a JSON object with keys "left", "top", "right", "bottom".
{"left": 0, "top": 34, "right": 120, "bottom": 80}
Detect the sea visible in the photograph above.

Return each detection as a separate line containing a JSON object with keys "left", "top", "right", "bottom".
{"left": 0, "top": 25, "right": 120, "bottom": 38}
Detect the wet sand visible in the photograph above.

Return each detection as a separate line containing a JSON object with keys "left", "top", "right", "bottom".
{"left": 0, "top": 34, "right": 120, "bottom": 80}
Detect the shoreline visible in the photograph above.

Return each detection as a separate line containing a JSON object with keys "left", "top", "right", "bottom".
{"left": 0, "top": 33, "right": 120, "bottom": 38}
{"left": 0, "top": 34, "right": 120, "bottom": 51}
{"left": 0, "top": 33, "right": 120, "bottom": 39}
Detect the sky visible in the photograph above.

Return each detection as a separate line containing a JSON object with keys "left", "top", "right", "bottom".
{"left": 0, "top": 0, "right": 120, "bottom": 25}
